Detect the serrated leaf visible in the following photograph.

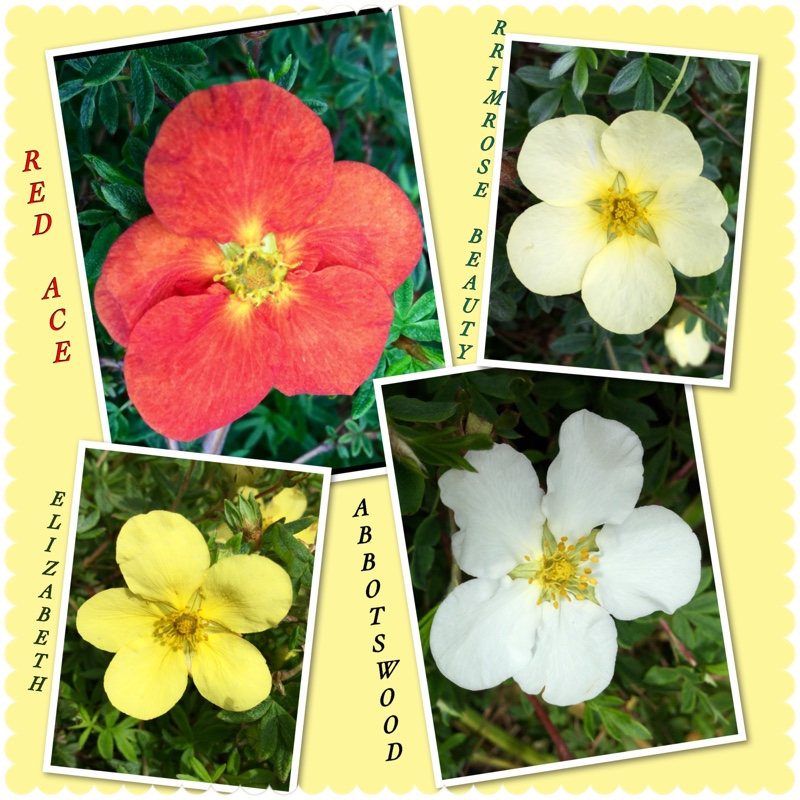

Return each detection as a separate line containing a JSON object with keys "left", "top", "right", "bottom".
{"left": 609, "top": 58, "right": 645, "bottom": 94}
{"left": 130, "top": 54, "right": 154, "bottom": 125}
{"left": 84, "top": 51, "right": 129, "bottom": 85}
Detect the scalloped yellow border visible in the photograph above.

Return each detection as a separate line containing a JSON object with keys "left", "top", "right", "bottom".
{"left": 5, "top": 3, "right": 794, "bottom": 794}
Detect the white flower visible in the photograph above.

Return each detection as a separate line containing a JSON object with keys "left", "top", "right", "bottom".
{"left": 665, "top": 313, "right": 711, "bottom": 367}
{"left": 507, "top": 112, "right": 729, "bottom": 334}
{"left": 429, "top": 410, "right": 701, "bottom": 706}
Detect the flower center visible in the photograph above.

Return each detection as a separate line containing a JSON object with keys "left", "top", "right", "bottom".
{"left": 600, "top": 187, "right": 647, "bottom": 237}
{"left": 509, "top": 525, "right": 600, "bottom": 610}
{"left": 155, "top": 608, "right": 209, "bottom": 651}
{"left": 214, "top": 233, "right": 300, "bottom": 307}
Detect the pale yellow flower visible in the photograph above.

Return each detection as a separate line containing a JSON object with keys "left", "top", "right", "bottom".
{"left": 665, "top": 312, "right": 711, "bottom": 367}
{"left": 217, "top": 486, "right": 317, "bottom": 545}
{"left": 507, "top": 111, "right": 729, "bottom": 334}
{"left": 77, "top": 511, "right": 293, "bottom": 720}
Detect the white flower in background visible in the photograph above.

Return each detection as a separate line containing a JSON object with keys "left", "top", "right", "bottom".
{"left": 665, "top": 312, "right": 711, "bottom": 367}
{"left": 507, "top": 111, "right": 729, "bottom": 334}
{"left": 430, "top": 410, "right": 701, "bottom": 706}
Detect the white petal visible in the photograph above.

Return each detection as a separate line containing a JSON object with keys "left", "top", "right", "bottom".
{"left": 649, "top": 175, "right": 730, "bottom": 278}
{"left": 581, "top": 234, "right": 676, "bottom": 334}
{"left": 665, "top": 317, "right": 711, "bottom": 367}
{"left": 430, "top": 576, "right": 542, "bottom": 690}
{"left": 507, "top": 203, "right": 607, "bottom": 296}
{"left": 517, "top": 115, "right": 618, "bottom": 206}
{"left": 439, "top": 444, "right": 545, "bottom": 578}
{"left": 543, "top": 410, "right": 643, "bottom": 540}
{"left": 594, "top": 505, "right": 701, "bottom": 620}
{"left": 601, "top": 111, "right": 703, "bottom": 192}
{"left": 514, "top": 600, "right": 618, "bottom": 705}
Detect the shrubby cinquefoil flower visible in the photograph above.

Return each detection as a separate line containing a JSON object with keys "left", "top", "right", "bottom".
{"left": 96, "top": 79, "right": 423, "bottom": 441}
{"left": 665, "top": 311, "right": 711, "bottom": 367}
{"left": 430, "top": 410, "right": 701, "bottom": 706}
{"left": 77, "top": 511, "right": 293, "bottom": 719}
{"left": 507, "top": 111, "right": 729, "bottom": 334}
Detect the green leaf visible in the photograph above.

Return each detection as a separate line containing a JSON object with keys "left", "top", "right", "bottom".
{"left": 77, "top": 208, "right": 113, "bottom": 227}
{"left": 707, "top": 59, "right": 741, "bottom": 94}
{"left": 141, "top": 42, "right": 207, "bottom": 66}
{"left": 303, "top": 97, "right": 328, "bottom": 115}
{"left": 609, "top": 58, "right": 645, "bottom": 94}
{"left": 84, "top": 153, "right": 140, "bottom": 187}
{"left": 596, "top": 707, "right": 652, "bottom": 741}
{"left": 59, "top": 79, "right": 86, "bottom": 103}
{"left": 97, "top": 728, "right": 114, "bottom": 760}
{"left": 122, "top": 136, "right": 149, "bottom": 172}
{"left": 84, "top": 223, "right": 121, "bottom": 280}
{"left": 633, "top": 70, "right": 655, "bottom": 110}
{"left": 527, "top": 89, "right": 561, "bottom": 126}
{"left": 516, "top": 65, "right": 561, "bottom": 89}
{"left": 130, "top": 54, "right": 155, "bottom": 125}
{"left": 395, "top": 461, "right": 424, "bottom": 515}
{"left": 98, "top": 82, "right": 119, "bottom": 134}
{"left": 276, "top": 57, "right": 299, "bottom": 91}
{"left": 84, "top": 51, "right": 129, "bottom": 85}
{"left": 647, "top": 57, "right": 681, "bottom": 89}
{"left": 148, "top": 62, "right": 193, "bottom": 102}
{"left": 549, "top": 48, "right": 578, "bottom": 79}
{"left": 393, "top": 276, "right": 414, "bottom": 318}
{"left": 410, "top": 515, "right": 440, "bottom": 590}
{"left": 406, "top": 290, "right": 437, "bottom": 323}
{"left": 550, "top": 332, "right": 593, "bottom": 354}
{"left": 571, "top": 58, "right": 589, "bottom": 100}
{"left": 100, "top": 184, "right": 150, "bottom": 221}
{"left": 217, "top": 696, "right": 271, "bottom": 723}
{"left": 385, "top": 396, "right": 457, "bottom": 423}
{"left": 80, "top": 86, "right": 97, "bottom": 129}
{"left": 402, "top": 319, "right": 441, "bottom": 342}
{"left": 335, "top": 81, "right": 367, "bottom": 109}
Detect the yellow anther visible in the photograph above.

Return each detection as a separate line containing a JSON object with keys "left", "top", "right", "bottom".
{"left": 589, "top": 578, "right": 598, "bottom": 585}
{"left": 553, "top": 601, "right": 559, "bottom": 609}
{"left": 584, "top": 568, "right": 592, "bottom": 574}
{"left": 524, "top": 555, "right": 531, "bottom": 562}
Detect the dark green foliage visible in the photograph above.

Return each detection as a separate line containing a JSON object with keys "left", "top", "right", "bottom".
{"left": 54, "top": 12, "right": 442, "bottom": 470}
{"left": 382, "top": 369, "right": 736, "bottom": 779}
{"left": 490, "top": 43, "right": 749, "bottom": 378}
{"left": 52, "top": 451, "right": 323, "bottom": 789}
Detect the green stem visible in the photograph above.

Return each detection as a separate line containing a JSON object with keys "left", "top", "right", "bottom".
{"left": 603, "top": 338, "right": 620, "bottom": 371}
{"left": 657, "top": 55, "right": 690, "bottom": 113}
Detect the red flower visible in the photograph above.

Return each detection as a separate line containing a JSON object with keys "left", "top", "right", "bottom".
{"left": 95, "top": 79, "right": 423, "bottom": 441}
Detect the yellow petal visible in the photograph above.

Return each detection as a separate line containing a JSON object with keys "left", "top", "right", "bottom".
{"left": 116, "top": 511, "right": 210, "bottom": 609}
{"left": 601, "top": 111, "right": 703, "bottom": 192}
{"left": 582, "top": 235, "right": 675, "bottom": 334}
{"left": 77, "top": 588, "right": 161, "bottom": 653}
{"left": 263, "top": 487, "right": 307, "bottom": 527}
{"left": 295, "top": 520, "right": 318, "bottom": 545}
{"left": 665, "top": 317, "right": 711, "bottom": 367}
{"left": 507, "top": 202, "right": 607, "bottom": 296}
{"left": 191, "top": 631, "right": 273, "bottom": 712}
{"left": 104, "top": 636, "right": 188, "bottom": 720}
{"left": 517, "top": 115, "right": 617, "bottom": 206}
{"left": 649, "top": 175, "right": 730, "bottom": 277}
{"left": 201, "top": 554, "right": 293, "bottom": 633}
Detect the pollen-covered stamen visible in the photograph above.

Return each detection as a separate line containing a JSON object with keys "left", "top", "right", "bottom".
{"left": 213, "top": 233, "right": 301, "bottom": 307}
{"left": 587, "top": 174, "right": 658, "bottom": 244}
{"left": 508, "top": 524, "right": 601, "bottom": 608}
{"left": 155, "top": 608, "right": 209, "bottom": 651}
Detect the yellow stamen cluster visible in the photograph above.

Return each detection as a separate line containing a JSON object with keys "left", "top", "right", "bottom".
{"left": 600, "top": 187, "right": 648, "bottom": 238}
{"left": 214, "top": 233, "right": 300, "bottom": 307}
{"left": 510, "top": 527, "right": 600, "bottom": 609}
{"left": 155, "top": 608, "right": 209, "bottom": 651}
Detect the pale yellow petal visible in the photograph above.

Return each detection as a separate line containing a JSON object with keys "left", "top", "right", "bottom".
{"left": 517, "top": 115, "right": 617, "bottom": 206}
{"left": 104, "top": 636, "right": 188, "bottom": 719}
{"left": 295, "top": 520, "right": 318, "bottom": 545}
{"left": 116, "top": 511, "right": 210, "bottom": 609}
{"left": 263, "top": 487, "right": 307, "bottom": 527}
{"left": 507, "top": 202, "right": 607, "bottom": 296}
{"left": 649, "top": 175, "right": 730, "bottom": 277}
{"left": 201, "top": 554, "right": 293, "bottom": 633}
{"left": 665, "top": 317, "right": 711, "bottom": 367}
{"left": 601, "top": 111, "right": 703, "bottom": 192}
{"left": 582, "top": 235, "right": 675, "bottom": 334}
{"left": 77, "top": 588, "right": 161, "bottom": 653}
{"left": 191, "top": 632, "right": 272, "bottom": 712}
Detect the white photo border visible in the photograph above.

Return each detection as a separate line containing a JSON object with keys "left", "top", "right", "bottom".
{"left": 477, "top": 33, "right": 758, "bottom": 390}
{"left": 373, "top": 364, "right": 746, "bottom": 787}
{"left": 41, "top": 441, "right": 332, "bottom": 793}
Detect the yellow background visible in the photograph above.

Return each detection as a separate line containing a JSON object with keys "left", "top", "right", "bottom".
{"left": 5, "top": 3, "right": 794, "bottom": 793}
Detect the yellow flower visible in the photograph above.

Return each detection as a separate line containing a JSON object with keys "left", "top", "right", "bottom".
{"left": 217, "top": 486, "right": 317, "bottom": 545}
{"left": 664, "top": 311, "right": 711, "bottom": 367}
{"left": 77, "top": 511, "right": 293, "bottom": 720}
{"left": 507, "top": 111, "right": 729, "bottom": 334}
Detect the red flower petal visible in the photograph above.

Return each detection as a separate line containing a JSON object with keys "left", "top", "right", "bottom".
{"left": 95, "top": 215, "right": 222, "bottom": 347}
{"left": 145, "top": 80, "right": 334, "bottom": 244}
{"left": 267, "top": 266, "right": 394, "bottom": 396}
{"left": 299, "top": 161, "right": 423, "bottom": 293}
{"left": 124, "top": 293, "right": 279, "bottom": 441}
